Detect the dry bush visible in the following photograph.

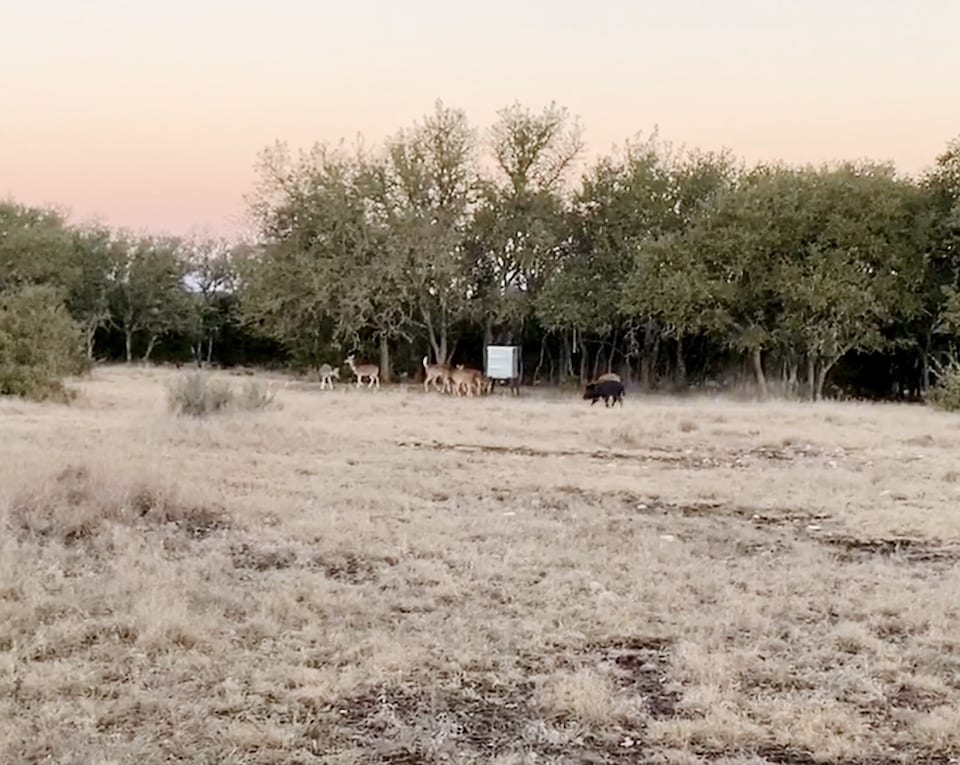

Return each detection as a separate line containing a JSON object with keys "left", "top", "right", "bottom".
{"left": 5, "top": 464, "right": 229, "bottom": 545}
{"left": 166, "top": 372, "right": 276, "bottom": 417}
{"left": 536, "top": 668, "right": 623, "bottom": 725}
{"left": 235, "top": 378, "right": 278, "bottom": 411}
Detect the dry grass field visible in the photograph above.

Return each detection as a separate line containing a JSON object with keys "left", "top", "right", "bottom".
{"left": 2, "top": 365, "right": 960, "bottom": 765}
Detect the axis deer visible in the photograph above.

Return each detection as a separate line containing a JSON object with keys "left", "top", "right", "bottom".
{"left": 345, "top": 355, "right": 380, "bottom": 390}
{"left": 318, "top": 363, "right": 339, "bottom": 390}
{"left": 449, "top": 365, "right": 483, "bottom": 397}
{"left": 422, "top": 356, "right": 452, "bottom": 393}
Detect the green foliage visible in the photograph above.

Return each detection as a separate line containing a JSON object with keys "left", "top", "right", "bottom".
{"left": 109, "top": 235, "right": 190, "bottom": 362}
{"left": 0, "top": 203, "right": 75, "bottom": 291}
{"left": 929, "top": 360, "right": 960, "bottom": 411}
{"left": 66, "top": 225, "right": 115, "bottom": 359}
{"left": 0, "top": 285, "right": 85, "bottom": 401}
{"left": 181, "top": 237, "right": 239, "bottom": 364}
{"left": 166, "top": 372, "right": 277, "bottom": 417}
{"left": 3, "top": 117, "right": 960, "bottom": 402}
{"left": 240, "top": 143, "right": 371, "bottom": 367}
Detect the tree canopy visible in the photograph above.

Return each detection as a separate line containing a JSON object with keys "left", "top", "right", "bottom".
{"left": 3, "top": 105, "right": 960, "bottom": 401}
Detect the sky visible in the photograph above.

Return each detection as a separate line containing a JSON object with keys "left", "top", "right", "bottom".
{"left": 2, "top": 0, "right": 958, "bottom": 239}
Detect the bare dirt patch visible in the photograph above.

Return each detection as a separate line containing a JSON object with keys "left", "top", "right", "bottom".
{"left": 309, "top": 551, "right": 394, "bottom": 584}
{"left": 397, "top": 438, "right": 852, "bottom": 474}
{"left": 819, "top": 535, "right": 960, "bottom": 564}
{"left": 584, "top": 638, "right": 679, "bottom": 720}
{"left": 231, "top": 541, "right": 298, "bottom": 571}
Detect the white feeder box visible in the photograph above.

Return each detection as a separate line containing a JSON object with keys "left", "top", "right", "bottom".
{"left": 485, "top": 345, "right": 521, "bottom": 394}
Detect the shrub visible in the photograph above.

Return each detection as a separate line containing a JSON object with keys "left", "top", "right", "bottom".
{"left": 235, "top": 379, "right": 277, "bottom": 411}
{"left": 7, "top": 464, "right": 230, "bottom": 545}
{"left": 166, "top": 372, "right": 277, "bottom": 417}
{"left": 166, "top": 372, "right": 234, "bottom": 416}
{"left": 929, "top": 362, "right": 960, "bottom": 412}
{"left": 0, "top": 285, "right": 85, "bottom": 401}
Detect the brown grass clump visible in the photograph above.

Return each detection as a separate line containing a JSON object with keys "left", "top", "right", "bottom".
{"left": 2, "top": 365, "right": 960, "bottom": 763}
{"left": 165, "top": 371, "right": 277, "bottom": 416}
{"left": 7, "top": 463, "right": 229, "bottom": 546}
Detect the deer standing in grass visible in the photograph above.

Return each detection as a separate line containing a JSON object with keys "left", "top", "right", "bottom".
{"left": 318, "top": 363, "right": 339, "bottom": 390}
{"left": 422, "top": 356, "right": 452, "bottom": 393}
{"left": 449, "top": 365, "right": 483, "bottom": 397}
{"left": 345, "top": 355, "right": 380, "bottom": 390}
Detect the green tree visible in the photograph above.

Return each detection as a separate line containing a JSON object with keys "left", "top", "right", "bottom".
{"left": 182, "top": 237, "right": 238, "bottom": 366}
{"left": 924, "top": 137, "right": 960, "bottom": 385}
{"left": 557, "top": 135, "right": 736, "bottom": 385}
{"left": 0, "top": 285, "right": 84, "bottom": 400}
{"left": 776, "top": 164, "right": 924, "bottom": 399}
{"left": 109, "top": 235, "right": 189, "bottom": 362}
{"left": 661, "top": 163, "right": 922, "bottom": 399}
{"left": 0, "top": 202, "right": 75, "bottom": 291}
{"left": 241, "top": 142, "right": 374, "bottom": 372}
{"left": 65, "top": 225, "right": 115, "bottom": 360}
{"left": 378, "top": 100, "right": 477, "bottom": 364}
{"left": 477, "top": 101, "right": 582, "bottom": 366}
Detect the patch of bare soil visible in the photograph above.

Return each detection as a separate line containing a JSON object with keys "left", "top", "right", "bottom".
{"left": 226, "top": 543, "right": 397, "bottom": 583}
{"left": 396, "top": 439, "right": 726, "bottom": 469}
{"left": 329, "top": 642, "right": 678, "bottom": 764}
{"left": 549, "top": 485, "right": 829, "bottom": 526}
{"left": 309, "top": 551, "right": 394, "bottom": 584}
{"left": 396, "top": 439, "right": 849, "bottom": 471}
{"left": 819, "top": 535, "right": 960, "bottom": 564}
{"left": 332, "top": 681, "right": 532, "bottom": 763}
{"left": 230, "top": 542, "right": 298, "bottom": 571}
{"left": 693, "top": 743, "right": 956, "bottom": 765}
{"left": 585, "top": 638, "right": 678, "bottom": 720}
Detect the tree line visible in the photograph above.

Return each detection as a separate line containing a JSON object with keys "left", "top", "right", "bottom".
{"left": 2, "top": 100, "right": 959, "bottom": 400}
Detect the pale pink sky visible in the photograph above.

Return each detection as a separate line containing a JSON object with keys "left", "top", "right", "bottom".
{"left": 2, "top": 0, "right": 958, "bottom": 238}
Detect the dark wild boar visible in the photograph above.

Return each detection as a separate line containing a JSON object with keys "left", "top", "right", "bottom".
{"left": 583, "top": 380, "right": 625, "bottom": 407}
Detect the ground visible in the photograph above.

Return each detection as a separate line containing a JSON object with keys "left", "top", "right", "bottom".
{"left": 2, "top": 365, "right": 960, "bottom": 765}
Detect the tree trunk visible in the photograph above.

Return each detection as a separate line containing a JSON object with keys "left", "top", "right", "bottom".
{"left": 379, "top": 335, "right": 391, "bottom": 384}
{"left": 606, "top": 329, "right": 617, "bottom": 373}
{"left": 675, "top": 336, "right": 687, "bottom": 388}
{"left": 579, "top": 347, "right": 587, "bottom": 385}
{"left": 752, "top": 346, "right": 767, "bottom": 398}
{"left": 143, "top": 334, "right": 158, "bottom": 362}
{"left": 84, "top": 325, "right": 97, "bottom": 361}
{"left": 787, "top": 356, "right": 799, "bottom": 394}
{"left": 806, "top": 353, "right": 816, "bottom": 401}
{"left": 640, "top": 325, "right": 659, "bottom": 390}
{"left": 559, "top": 335, "right": 570, "bottom": 383}
{"left": 439, "top": 316, "right": 449, "bottom": 365}
{"left": 206, "top": 336, "right": 214, "bottom": 365}
{"left": 815, "top": 357, "right": 838, "bottom": 401}
{"left": 423, "top": 307, "right": 442, "bottom": 364}
{"left": 592, "top": 344, "right": 602, "bottom": 381}
{"left": 533, "top": 334, "right": 548, "bottom": 384}
{"left": 920, "top": 331, "right": 932, "bottom": 395}
{"left": 124, "top": 329, "right": 134, "bottom": 363}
